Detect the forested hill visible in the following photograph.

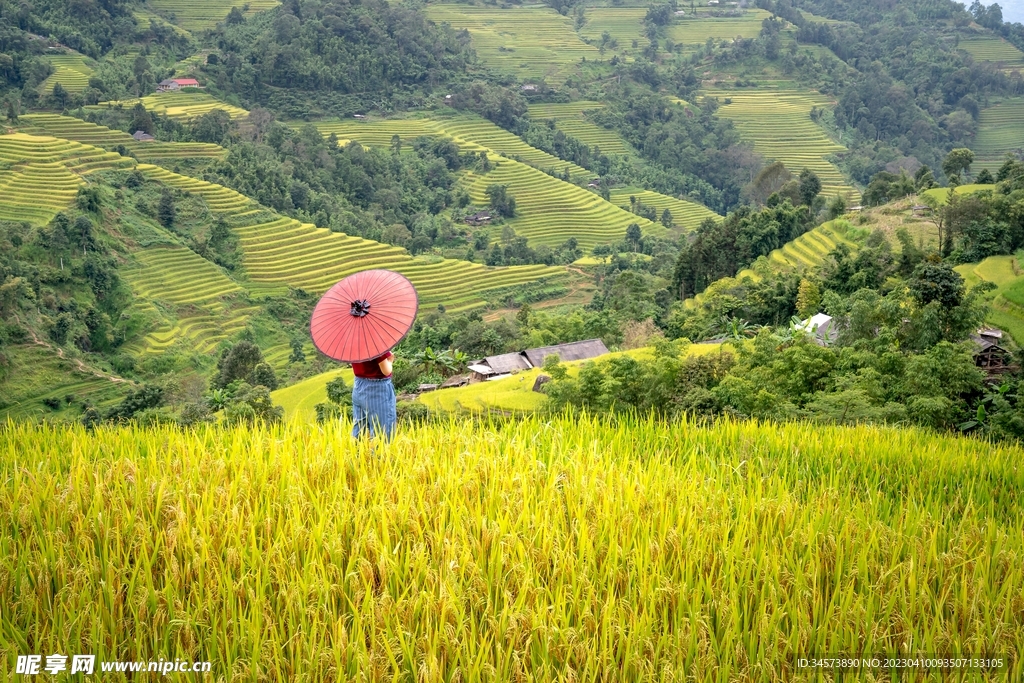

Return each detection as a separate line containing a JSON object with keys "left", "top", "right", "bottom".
{"left": 3, "top": 0, "right": 1024, "bottom": 432}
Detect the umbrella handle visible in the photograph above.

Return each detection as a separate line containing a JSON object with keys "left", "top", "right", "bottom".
{"left": 350, "top": 299, "right": 371, "bottom": 317}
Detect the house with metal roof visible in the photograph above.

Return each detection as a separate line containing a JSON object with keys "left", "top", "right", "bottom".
{"left": 468, "top": 339, "right": 610, "bottom": 381}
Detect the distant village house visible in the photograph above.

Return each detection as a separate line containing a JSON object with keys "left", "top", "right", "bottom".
{"left": 468, "top": 339, "right": 610, "bottom": 382}
{"left": 157, "top": 78, "right": 201, "bottom": 92}
{"left": 464, "top": 211, "right": 493, "bottom": 226}
{"left": 971, "top": 328, "right": 1016, "bottom": 380}
{"left": 132, "top": 130, "right": 155, "bottom": 142}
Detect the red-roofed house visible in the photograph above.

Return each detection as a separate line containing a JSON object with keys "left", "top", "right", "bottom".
{"left": 157, "top": 78, "right": 202, "bottom": 92}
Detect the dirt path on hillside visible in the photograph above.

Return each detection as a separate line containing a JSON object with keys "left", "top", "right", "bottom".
{"left": 13, "top": 314, "right": 130, "bottom": 384}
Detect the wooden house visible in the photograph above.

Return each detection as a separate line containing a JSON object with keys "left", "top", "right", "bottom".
{"left": 971, "top": 328, "right": 1016, "bottom": 380}
{"left": 468, "top": 339, "right": 610, "bottom": 382}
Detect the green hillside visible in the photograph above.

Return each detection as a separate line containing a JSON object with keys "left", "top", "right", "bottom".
{"left": 683, "top": 219, "right": 861, "bottom": 310}
{"left": 423, "top": 4, "right": 599, "bottom": 84}
{"left": 142, "top": 0, "right": 280, "bottom": 31}
{"left": 699, "top": 89, "right": 859, "bottom": 201}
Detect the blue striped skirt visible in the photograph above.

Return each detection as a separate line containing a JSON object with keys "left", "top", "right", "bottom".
{"left": 351, "top": 376, "right": 397, "bottom": 439}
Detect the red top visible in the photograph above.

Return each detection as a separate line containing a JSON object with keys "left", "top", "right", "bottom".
{"left": 351, "top": 351, "right": 393, "bottom": 379}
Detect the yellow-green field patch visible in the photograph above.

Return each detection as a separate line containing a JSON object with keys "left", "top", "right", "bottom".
{"left": 142, "top": 0, "right": 280, "bottom": 31}
{"left": 974, "top": 98, "right": 1024, "bottom": 174}
{"left": 700, "top": 89, "right": 858, "bottom": 200}
{"left": 38, "top": 53, "right": 95, "bottom": 95}
{"left": 424, "top": 4, "right": 599, "bottom": 84}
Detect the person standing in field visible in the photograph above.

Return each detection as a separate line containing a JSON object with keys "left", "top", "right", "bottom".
{"left": 350, "top": 349, "right": 396, "bottom": 439}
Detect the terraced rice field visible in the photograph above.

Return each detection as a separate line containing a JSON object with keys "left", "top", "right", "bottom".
{"left": 973, "top": 98, "right": 1024, "bottom": 173}
{"left": 0, "top": 133, "right": 134, "bottom": 175}
{"left": 123, "top": 245, "right": 243, "bottom": 304}
{"left": 462, "top": 157, "right": 663, "bottom": 250}
{"left": 761, "top": 221, "right": 857, "bottom": 273}
{"left": 608, "top": 188, "right": 721, "bottom": 232}
{"left": 19, "top": 114, "right": 226, "bottom": 163}
{"left": 684, "top": 221, "right": 858, "bottom": 310}
{"left": 37, "top": 54, "right": 94, "bottom": 95}
{"left": 310, "top": 114, "right": 589, "bottom": 178}
{"left": 959, "top": 35, "right": 1024, "bottom": 70}
{"left": 136, "top": 164, "right": 255, "bottom": 215}
{"left": 95, "top": 92, "right": 249, "bottom": 121}
{"left": 955, "top": 253, "right": 1024, "bottom": 345}
{"left": 308, "top": 118, "right": 444, "bottom": 149}
{"left": 575, "top": 8, "right": 646, "bottom": 51}
{"left": 527, "top": 102, "right": 632, "bottom": 156}
{"left": 234, "top": 215, "right": 568, "bottom": 311}
{"left": 143, "top": 0, "right": 280, "bottom": 31}
{"left": 423, "top": 4, "right": 599, "bottom": 84}
{"left": 0, "top": 133, "right": 135, "bottom": 224}
{"left": 120, "top": 246, "right": 257, "bottom": 355}
{"left": 668, "top": 9, "right": 772, "bottom": 46}
{"left": 133, "top": 7, "right": 192, "bottom": 36}
{"left": 701, "top": 89, "right": 858, "bottom": 200}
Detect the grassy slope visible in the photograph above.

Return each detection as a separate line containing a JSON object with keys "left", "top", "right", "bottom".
{"left": 2, "top": 416, "right": 1021, "bottom": 678}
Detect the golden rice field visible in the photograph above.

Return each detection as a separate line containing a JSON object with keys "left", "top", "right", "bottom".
{"left": 37, "top": 53, "right": 95, "bottom": 95}
{"left": 575, "top": 7, "right": 647, "bottom": 51}
{"left": 309, "top": 114, "right": 589, "bottom": 179}
{"left": 700, "top": 89, "right": 859, "bottom": 201}
{"left": 958, "top": 34, "right": 1024, "bottom": 71}
{"left": 0, "top": 133, "right": 134, "bottom": 224}
{"left": 668, "top": 9, "right": 773, "bottom": 47}
{"left": 95, "top": 92, "right": 249, "bottom": 121}
{"left": 136, "top": 164, "right": 257, "bottom": 215}
{"left": 18, "top": 114, "right": 226, "bottom": 163}
{"left": 423, "top": 4, "right": 599, "bottom": 84}
{"left": 1, "top": 415, "right": 1021, "bottom": 679}
{"left": 461, "top": 157, "right": 663, "bottom": 250}
{"left": 133, "top": 7, "right": 192, "bottom": 36}
{"left": 142, "top": 0, "right": 280, "bottom": 31}
{"left": 608, "top": 188, "right": 722, "bottom": 233}
{"left": 527, "top": 101, "right": 633, "bottom": 156}
{"left": 974, "top": 98, "right": 1024, "bottom": 174}
{"left": 119, "top": 246, "right": 259, "bottom": 356}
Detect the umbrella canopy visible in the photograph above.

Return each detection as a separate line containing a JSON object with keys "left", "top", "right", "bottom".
{"left": 310, "top": 269, "right": 419, "bottom": 362}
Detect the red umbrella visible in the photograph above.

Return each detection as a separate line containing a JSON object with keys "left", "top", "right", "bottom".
{"left": 310, "top": 269, "right": 419, "bottom": 362}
